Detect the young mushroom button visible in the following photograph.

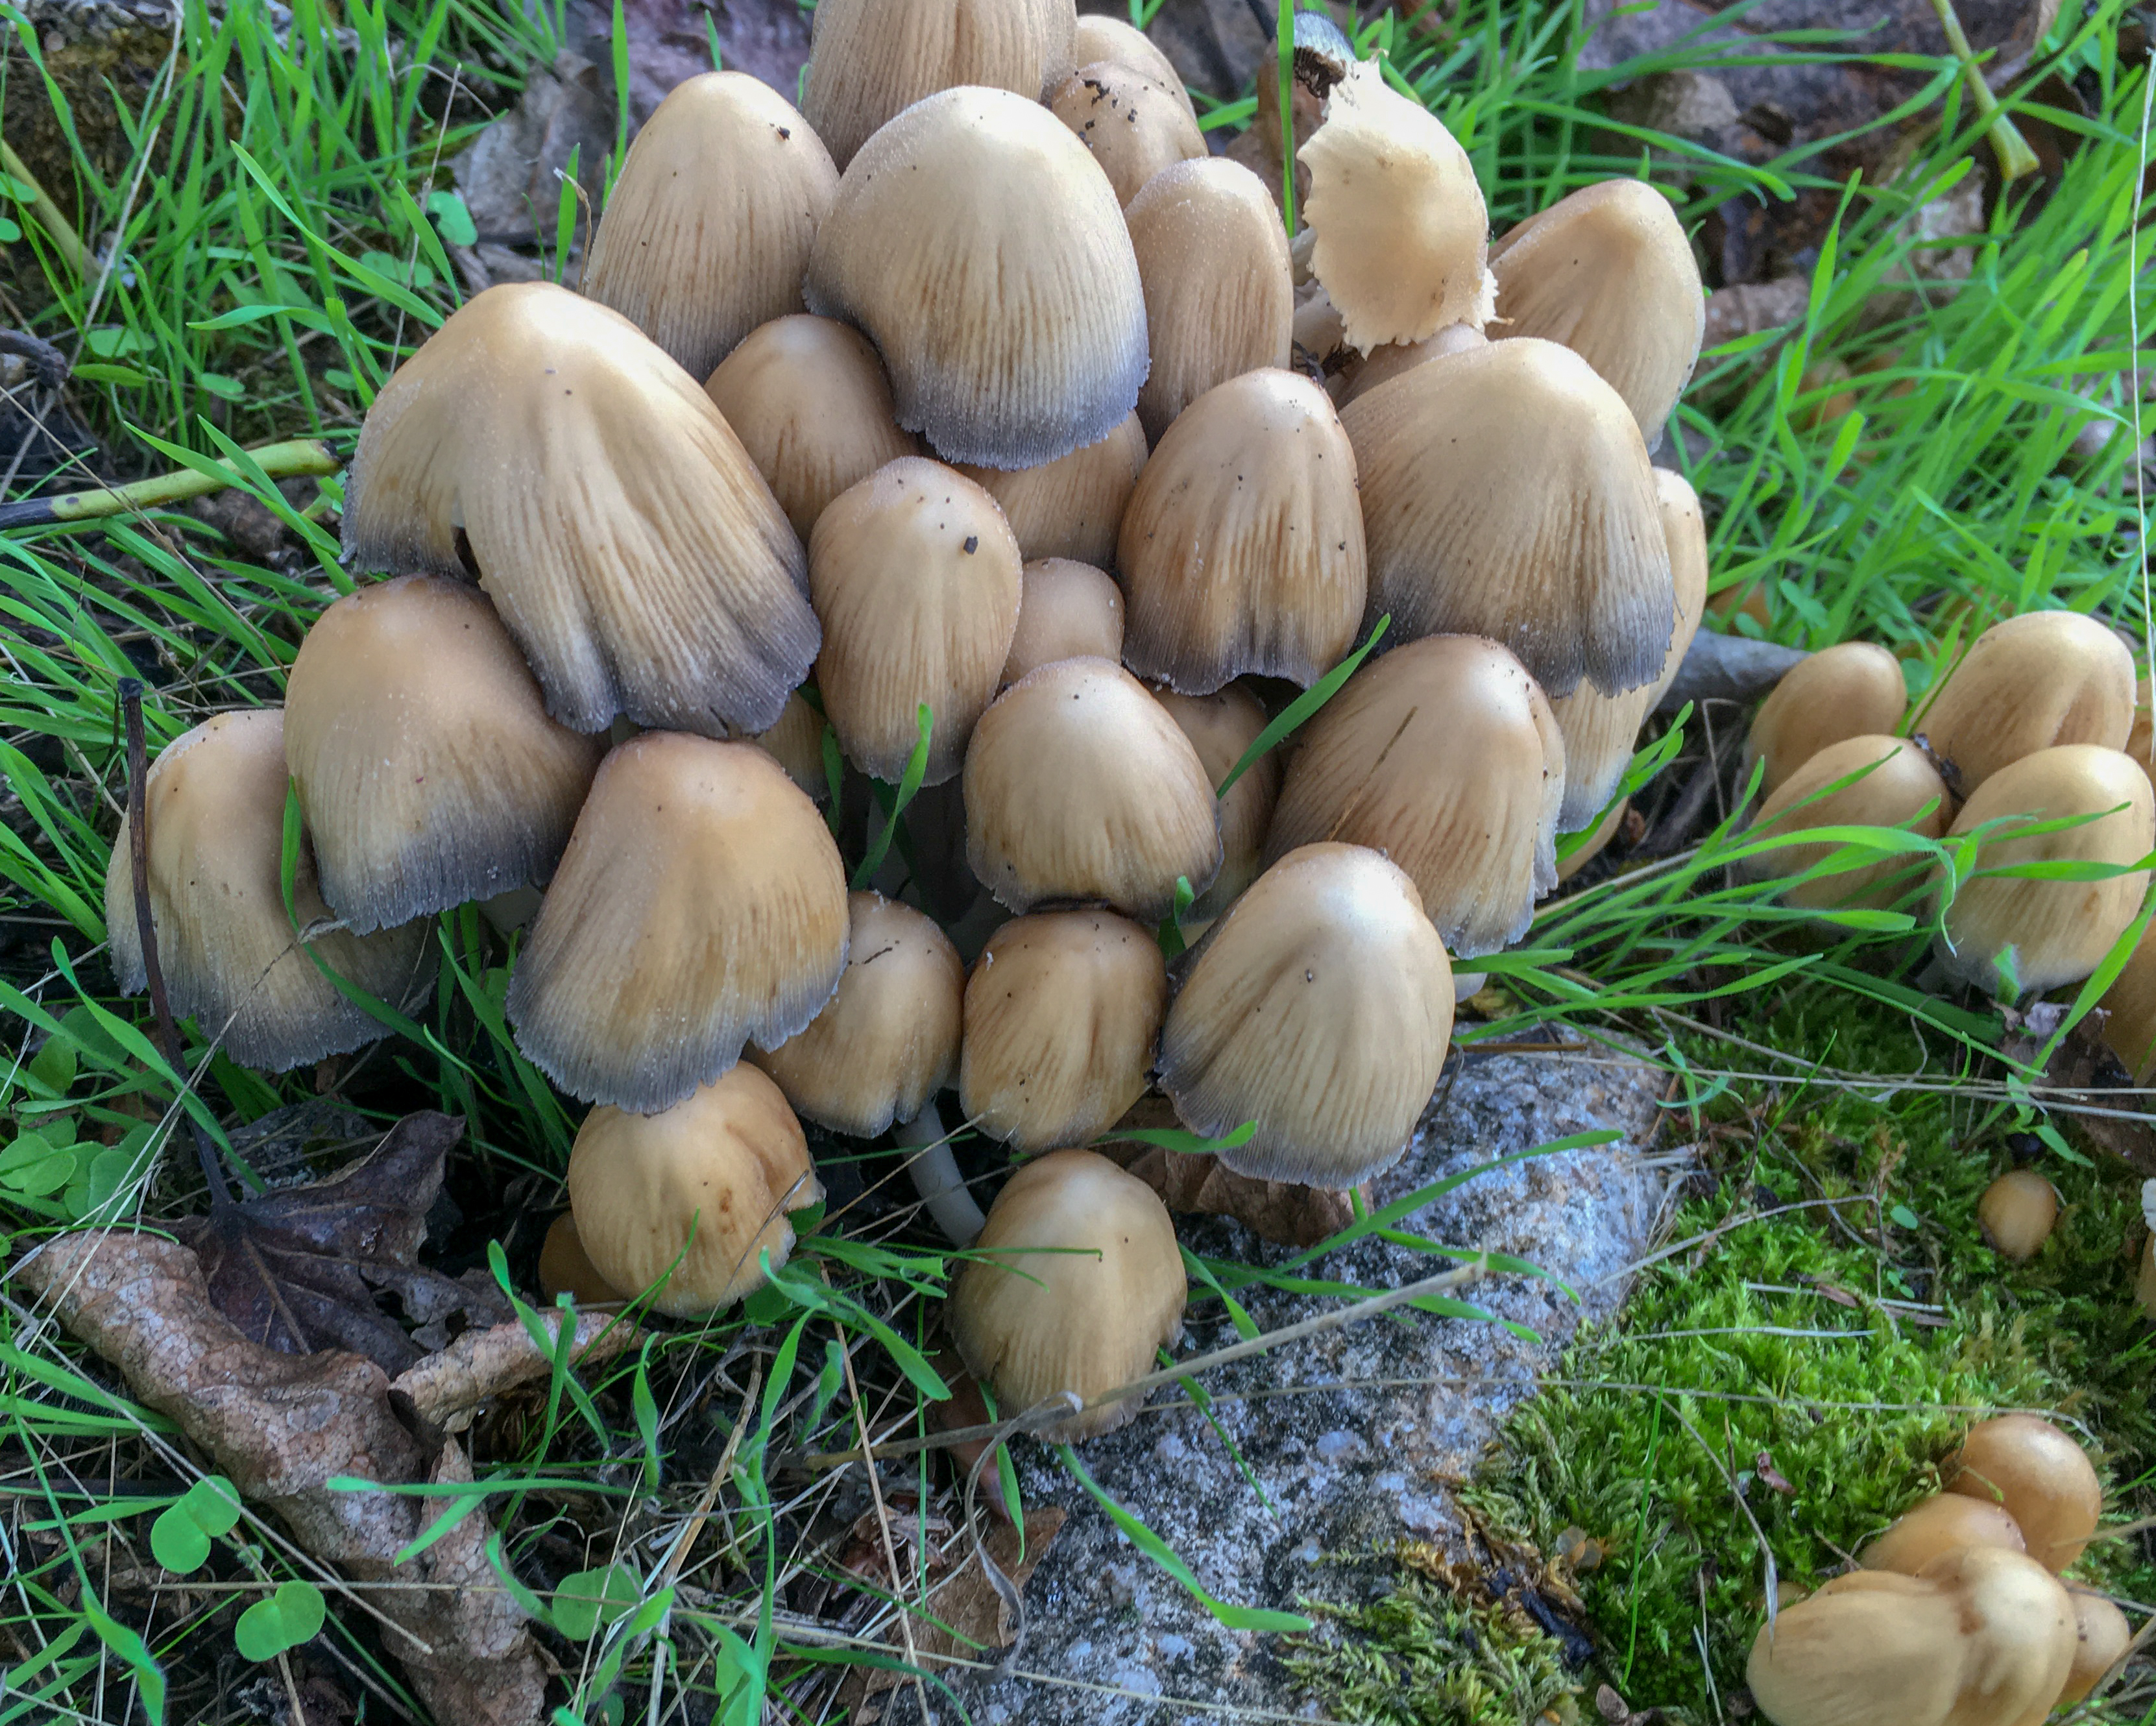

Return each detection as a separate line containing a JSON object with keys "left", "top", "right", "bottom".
{"left": 1744, "top": 640, "right": 1911, "bottom": 797}
{"left": 1944, "top": 1413, "right": 2105, "bottom": 1573}
{"left": 1913, "top": 610, "right": 2136, "bottom": 797}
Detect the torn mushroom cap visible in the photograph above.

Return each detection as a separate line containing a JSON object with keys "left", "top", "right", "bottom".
{"left": 1745, "top": 641, "right": 1910, "bottom": 797}
{"left": 1342, "top": 337, "right": 1675, "bottom": 699}
{"left": 537, "top": 1212, "right": 626, "bottom": 1306}
{"left": 1161, "top": 843, "right": 1453, "bottom": 1188}
{"left": 104, "top": 708, "right": 434, "bottom": 1073}
{"left": 959, "top": 910, "right": 1167, "bottom": 1152}
{"left": 754, "top": 892, "right": 962, "bottom": 1137}
{"left": 1978, "top": 1169, "right": 2058, "bottom": 1262}
{"left": 963, "top": 656, "right": 1222, "bottom": 919}
{"left": 809, "top": 457, "right": 1023, "bottom": 784}
{"left": 1859, "top": 1493, "right": 2027, "bottom": 1575}
{"left": 805, "top": 86, "right": 1147, "bottom": 470}
{"left": 284, "top": 576, "right": 603, "bottom": 933}
{"left": 947, "top": 1147, "right": 1185, "bottom": 1440}
{"left": 1072, "top": 12, "right": 1194, "bottom": 118}
{"left": 1298, "top": 58, "right": 1493, "bottom": 353}
{"left": 1002, "top": 559, "right": 1124, "bottom": 686}
{"left": 955, "top": 411, "right": 1146, "bottom": 567}
{"left": 1933, "top": 744, "right": 2154, "bottom": 997}
{"left": 1119, "top": 368, "right": 1366, "bottom": 694}
{"left": 1264, "top": 635, "right": 1566, "bottom": 960}
{"left": 566, "top": 1064, "right": 821, "bottom": 1317}
{"left": 1343, "top": 322, "right": 1486, "bottom": 405}
{"left": 1488, "top": 178, "right": 1706, "bottom": 444}
{"left": 1946, "top": 1413, "right": 2105, "bottom": 1573}
{"left": 583, "top": 73, "right": 838, "bottom": 380}
{"left": 2059, "top": 1590, "right": 2133, "bottom": 1706}
{"left": 342, "top": 282, "right": 817, "bottom": 738}
{"left": 749, "top": 690, "right": 830, "bottom": 803}
{"left": 1155, "top": 683, "right": 1279, "bottom": 917}
{"left": 1739, "top": 735, "right": 1948, "bottom": 912}
{"left": 506, "top": 733, "right": 849, "bottom": 1113}
{"left": 1049, "top": 60, "right": 1205, "bottom": 208}
{"left": 1914, "top": 611, "right": 2136, "bottom": 796}
{"left": 703, "top": 314, "right": 920, "bottom": 542}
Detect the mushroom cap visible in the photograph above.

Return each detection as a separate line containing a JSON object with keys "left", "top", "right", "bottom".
{"left": 947, "top": 1147, "right": 1186, "bottom": 1440}
{"left": 1296, "top": 59, "right": 1493, "bottom": 352}
{"left": 754, "top": 892, "right": 963, "bottom": 1137}
{"left": 284, "top": 576, "right": 603, "bottom": 932}
{"left": 2058, "top": 1589, "right": 2133, "bottom": 1705}
{"left": 1048, "top": 60, "right": 1206, "bottom": 208}
{"left": 801, "top": 0, "right": 1078, "bottom": 170}
{"left": 1933, "top": 744, "right": 2155, "bottom": 996}
{"left": 963, "top": 656, "right": 1222, "bottom": 919}
{"left": 808, "top": 457, "right": 1023, "bottom": 784}
{"left": 1556, "top": 797, "right": 1629, "bottom": 882}
{"left": 1488, "top": 177, "right": 1706, "bottom": 443}
{"left": 1159, "top": 842, "right": 1454, "bottom": 1187}
{"left": 566, "top": 1064, "right": 821, "bottom": 1317}
{"left": 1977, "top": 1169, "right": 2058, "bottom": 1262}
{"left": 506, "top": 733, "right": 849, "bottom": 1112}
{"left": 1342, "top": 322, "right": 1487, "bottom": 405}
{"left": 1915, "top": 1545, "right": 2080, "bottom": 1726}
{"left": 1155, "top": 683, "right": 1279, "bottom": 916}
{"left": 104, "top": 709, "right": 435, "bottom": 1073}
{"left": 1745, "top": 642, "right": 1910, "bottom": 796}
{"left": 583, "top": 72, "right": 838, "bottom": 379}
{"left": 537, "top": 1212, "right": 627, "bottom": 1306}
{"left": 1002, "top": 558, "right": 1126, "bottom": 686}
{"left": 1946, "top": 1413, "right": 2104, "bottom": 1573}
{"left": 1264, "top": 635, "right": 1566, "bottom": 959}
{"left": 703, "top": 314, "right": 921, "bottom": 542}
{"left": 749, "top": 690, "right": 832, "bottom": 803}
{"left": 2098, "top": 916, "right": 2156, "bottom": 1081}
{"left": 1739, "top": 735, "right": 1949, "bottom": 912}
{"left": 1915, "top": 611, "right": 2136, "bottom": 796}
{"left": 959, "top": 909, "right": 1167, "bottom": 1152}
{"left": 342, "top": 282, "right": 817, "bottom": 738}
{"left": 804, "top": 86, "right": 1148, "bottom": 469}
{"left": 1859, "top": 1493, "right": 2027, "bottom": 1575}
{"left": 1341, "top": 337, "right": 1675, "bottom": 698}
{"left": 1647, "top": 467, "right": 1711, "bottom": 710}
{"left": 1071, "top": 12, "right": 1194, "bottom": 118}
{"left": 954, "top": 412, "right": 1147, "bottom": 567}
{"left": 2127, "top": 674, "right": 2153, "bottom": 792}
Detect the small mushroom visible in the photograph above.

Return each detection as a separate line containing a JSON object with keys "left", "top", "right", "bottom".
{"left": 1556, "top": 799, "right": 1629, "bottom": 883}
{"left": 537, "top": 1213, "right": 626, "bottom": 1306}
{"left": 2099, "top": 920, "right": 2156, "bottom": 1080}
{"left": 1913, "top": 611, "right": 2136, "bottom": 796}
{"left": 1071, "top": 12, "right": 1193, "bottom": 119}
{"left": 1001, "top": 559, "right": 1125, "bottom": 686}
{"left": 1342, "top": 321, "right": 1487, "bottom": 404}
{"left": 1978, "top": 1170, "right": 2059, "bottom": 1262}
{"left": 1745, "top": 642, "right": 1911, "bottom": 796}
{"left": 1859, "top": 1492, "right": 2027, "bottom": 1575}
{"left": 954, "top": 411, "right": 1148, "bottom": 567}
{"left": 1739, "top": 735, "right": 1950, "bottom": 912}
{"left": 2058, "top": 1588, "right": 2133, "bottom": 1706}
{"left": 1154, "top": 683, "right": 1279, "bottom": 916}
{"left": 749, "top": 691, "right": 832, "bottom": 803}
{"left": 1945, "top": 1413, "right": 2103, "bottom": 1572}
{"left": 1048, "top": 60, "right": 1205, "bottom": 208}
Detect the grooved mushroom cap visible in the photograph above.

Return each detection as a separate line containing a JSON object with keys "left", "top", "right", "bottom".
{"left": 1946, "top": 1414, "right": 2105, "bottom": 1573}
{"left": 1155, "top": 684, "right": 1279, "bottom": 917}
{"left": 954, "top": 412, "right": 1147, "bottom": 566}
{"left": 1118, "top": 368, "right": 1366, "bottom": 694}
{"left": 963, "top": 656, "right": 1222, "bottom": 919}
{"left": 1297, "top": 60, "right": 1493, "bottom": 353}
{"left": 801, "top": 0, "right": 1078, "bottom": 171}
{"left": 2059, "top": 1590, "right": 2133, "bottom": 1706}
{"left": 1859, "top": 1494, "right": 2027, "bottom": 1575}
{"left": 1978, "top": 1170, "right": 2058, "bottom": 1262}
{"left": 1914, "top": 611, "right": 2136, "bottom": 796}
{"left": 960, "top": 910, "right": 1167, "bottom": 1152}
{"left": 2098, "top": 918, "right": 2156, "bottom": 1081}
{"left": 1647, "top": 467, "right": 1710, "bottom": 711}
{"left": 1341, "top": 337, "right": 1675, "bottom": 698}
{"left": 703, "top": 315, "right": 920, "bottom": 542}
{"left": 1125, "top": 159, "right": 1294, "bottom": 443}
{"left": 809, "top": 457, "right": 1023, "bottom": 784}
{"left": 506, "top": 734, "right": 849, "bottom": 1112}
{"left": 104, "top": 709, "right": 435, "bottom": 1073}
{"left": 1049, "top": 60, "right": 1205, "bottom": 208}
{"left": 1264, "top": 635, "right": 1566, "bottom": 960}
{"left": 804, "top": 86, "right": 1148, "bottom": 469}
{"left": 566, "top": 1064, "right": 821, "bottom": 1317}
{"left": 947, "top": 1147, "right": 1186, "bottom": 1440}
{"left": 1161, "top": 843, "right": 1454, "bottom": 1187}
{"left": 1488, "top": 178, "right": 1705, "bottom": 443}
{"left": 582, "top": 73, "right": 838, "bottom": 379}
{"left": 1344, "top": 322, "right": 1487, "bottom": 404}
{"left": 1072, "top": 12, "right": 1194, "bottom": 117}
{"left": 342, "top": 282, "right": 817, "bottom": 738}
{"left": 1002, "top": 559, "right": 1125, "bottom": 686}
{"left": 754, "top": 892, "right": 963, "bottom": 1136}
{"left": 1933, "top": 744, "right": 2154, "bottom": 997}
{"left": 749, "top": 690, "right": 831, "bottom": 803}
{"left": 1739, "top": 735, "right": 1949, "bottom": 912}
{"left": 1745, "top": 641, "right": 1910, "bottom": 796}
{"left": 284, "top": 576, "right": 603, "bottom": 933}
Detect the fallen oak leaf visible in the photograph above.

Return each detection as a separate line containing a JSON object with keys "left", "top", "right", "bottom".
{"left": 391, "top": 1308, "right": 640, "bottom": 1432}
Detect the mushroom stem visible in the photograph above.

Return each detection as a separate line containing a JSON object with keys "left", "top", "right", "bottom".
{"left": 893, "top": 1098, "right": 986, "bottom": 1246}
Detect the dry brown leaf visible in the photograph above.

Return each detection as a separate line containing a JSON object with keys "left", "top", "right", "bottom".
{"left": 391, "top": 1307, "right": 639, "bottom": 1431}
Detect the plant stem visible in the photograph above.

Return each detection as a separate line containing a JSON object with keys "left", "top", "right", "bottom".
{"left": 0, "top": 439, "right": 339, "bottom": 532}
{"left": 1924, "top": 0, "right": 2040, "bottom": 182}
{"left": 0, "top": 140, "right": 88, "bottom": 278}
{"left": 1276, "top": 0, "right": 1297, "bottom": 234}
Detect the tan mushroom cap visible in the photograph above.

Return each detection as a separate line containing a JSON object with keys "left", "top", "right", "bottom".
{"left": 954, "top": 412, "right": 1146, "bottom": 567}
{"left": 2058, "top": 1590, "right": 2133, "bottom": 1706}
{"left": 583, "top": 73, "right": 838, "bottom": 379}
{"left": 2126, "top": 673, "right": 2153, "bottom": 793}
{"left": 1933, "top": 744, "right": 2154, "bottom": 997}
{"left": 284, "top": 576, "right": 603, "bottom": 933}
{"left": 1049, "top": 60, "right": 1205, "bottom": 208}
{"left": 1265, "top": 635, "right": 1566, "bottom": 959}
{"left": 1946, "top": 1413, "right": 2104, "bottom": 1573}
{"left": 1978, "top": 1169, "right": 2058, "bottom": 1262}
{"left": 749, "top": 690, "right": 830, "bottom": 803}
{"left": 805, "top": 86, "right": 1147, "bottom": 470}
{"left": 1859, "top": 1494, "right": 2026, "bottom": 1575}
{"left": 1647, "top": 468, "right": 1709, "bottom": 709}
{"left": 1072, "top": 12, "right": 1193, "bottom": 118}
{"left": 1915, "top": 1546, "right": 2080, "bottom": 1720}
{"left": 1155, "top": 683, "right": 1278, "bottom": 916}
{"left": 703, "top": 315, "right": 920, "bottom": 542}
{"left": 1556, "top": 799, "right": 1628, "bottom": 882}
{"left": 566, "top": 1064, "right": 822, "bottom": 1317}
{"left": 537, "top": 1212, "right": 626, "bottom": 1306}
{"left": 1119, "top": 368, "right": 1366, "bottom": 694}
{"left": 947, "top": 1148, "right": 1186, "bottom": 1440}
{"left": 2097, "top": 917, "right": 2156, "bottom": 1080}
{"left": 963, "top": 656, "right": 1222, "bottom": 919}
{"left": 1914, "top": 611, "right": 2136, "bottom": 796}
{"left": 343, "top": 282, "right": 816, "bottom": 738}
{"left": 1002, "top": 559, "right": 1124, "bottom": 686}
{"left": 1739, "top": 735, "right": 1949, "bottom": 912}
{"left": 1342, "top": 322, "right": 1486, "bottom": 405}
{"left": 960, "top": 909, "right": 1167, "bottom": 1152}
{"left": 1745, "top": 642, "right": 1909, "bottom": 796}
{"left": 754, "top": 892, "right": 963, "bottom": 1137}
{"left": 1159, "top": 842, "right": 1455, "bottom": 1188}
{"left": 104, "top": 709, "right": 435, "bottom": 1073}
{"left": 1342, "top": 337, "right": 1675, "bottom": 699}
{"left": 809, "top": 457, "right": 1023, "bottom": 784}
{"left": 507, "top": 734, "right": 849, "bottom": 1113}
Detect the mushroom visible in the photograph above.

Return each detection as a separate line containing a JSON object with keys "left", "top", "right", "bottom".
{"left": 283, "top": 576, "right": 603, "bottom": 932}
{"left": 1001, "top": 559, "right": 1125, "bottom": 686}
{"left": 1154, "top": 683, "right": 1279, "bottom": 917}
{"left": 808, "top": 457, "right": 1023, "bottom": 784}
{"left": 582, "top": 72, "right": 838, "bottom": 379}
{"left": 566, "top": 1064, "right": 822, "bottom": 1317}
{"left": 1340, "top": 337, "right": 1675, "bottom": 698}
{"left": 1159, "top": 842, "right": 1455, "bottom": 1188}
{"left": 1912, "top": 611, "right": 2136, "bottom": 796}
{"left": 1859, "top": 1493, "right": 2027, "bottom": 1575}
{"left": 506, "top": 734, "right": 849, "bottom": 1113}
{"left": 1342, "top": 321, "right": 1487, "bottom": 404}
{"left": 960, "top": 909, "right": 1167, "bottom": 1152}
{"left": 1048, "top": 60, "right": 1205, "bottom": 208}
{"left": 537, "top": 1213, "right": 626, "bottom": 1306}
{"left": 1071, "top": 12, "right": 1193, "bottom": 118}
{"left": 703, "top": 315, "right": 921, "bottom": 542}
{"left": 1945, "top": 1413, "right": 2104, "bottom": 1572}
{"left": 341, "top": 282, "right": 818, "bottom": 738}
{"left": 105, "top": 709, "right": 435, "bottom": 1073}
{"left": 1556, "top": 799, "right": 1629, "bottom": 883}
{"left": 954, "top": 411, "right": 1148, "bottom": 567}
{"left": 749, "top": 691, "right": 832, "bottom": 803}
{"left": 1977, "top": 1169, "right": 2058, "bottom": 1261}
{"left": 1738, "top": 735, "right": 1949, "bottom": 912}
{"left": 1263, "top": 635, "right": 1566, "bottom": 959}
{"left": 963, "top": 656, "right": 1222, "bottom": 919}
{"left": 1745, "top": 641, "right": 1911, "bottom": 796}
{"left": 804, "top": 86, "right": 1147, "bottom": 469}
{"left": 2098, "top": 916, "right": 2156, "bottom": 1080}
{"left": 2058, "top": 1588, "right": 2133, "bottom": 1704}
{"left": 947, "top": 1148, "right": 1185, "bottom": 1439}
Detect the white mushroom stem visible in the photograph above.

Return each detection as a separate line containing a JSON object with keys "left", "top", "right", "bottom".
{"left": 894, "top": 1099, "right": 985, "bottom": 1246}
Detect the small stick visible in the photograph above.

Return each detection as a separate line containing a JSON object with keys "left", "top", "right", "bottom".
{"left": 1924, "top": 0, "right": 2041, "bottom": 182}
{"left": 0, "top": 438, "right": 337, "bottom": 533}
{"left": 0, "top": 140, "right": 88, "bottom": 278}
